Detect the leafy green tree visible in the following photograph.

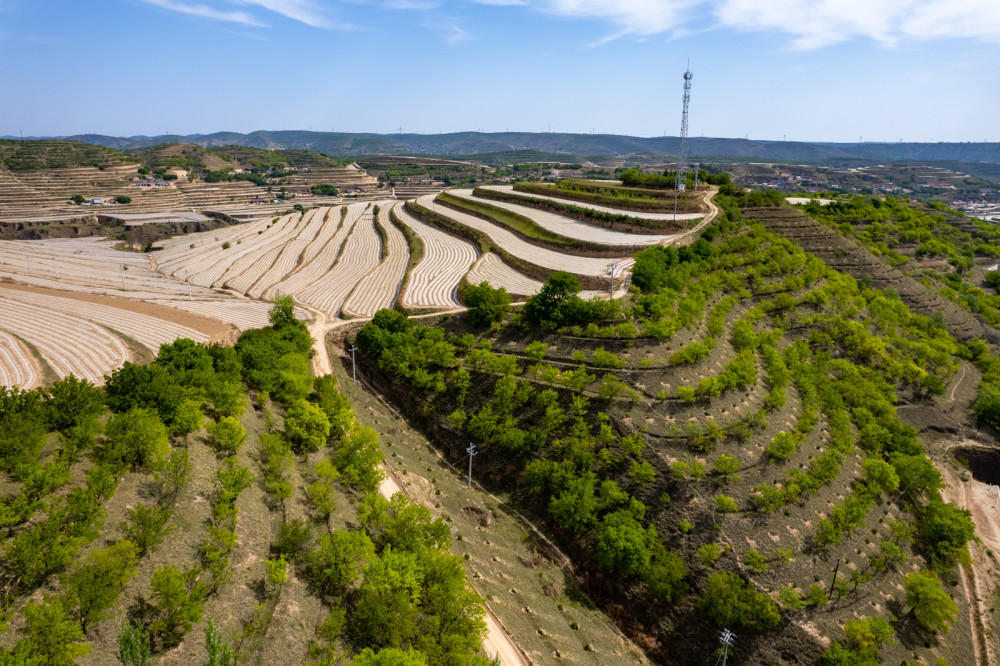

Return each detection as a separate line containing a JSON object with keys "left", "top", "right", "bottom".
{"left": 463, "top": 281, "right": 511, "bottom": 327}
{"left": 61, "top": 540, "right": 139, "bottom": 633}
{"left": 120, "top": 503, "right": 174, "bottom": 556}
{"left": 698, "top": 543, "right": 723, "bottom": 568}
{"left": 0, "top": 386, "right": 48, "bottom": 474}
{"left": 334, "top": 424, "right": 385, "bottom": 492}
{"left": 206, "top": 416, "right": 247, "bottom": 455}
{"left": 905, "top": 570, "right": 959, "bottom": 634}
{"left": 104, "top": 362, "right": 183, "bottom": 423}
{"left": 149, "top": 564, "right": 205, "bottom": 648}
{"left": 916, "top": 500, "right": 975, "bottom": 571}
{"left": 306, "top": 459, "right": 339, "bottom": 519}
{"left": 117, "top": 619, "right": 151, "bottom": 666}
{"left": 285, "top": 399, "right": 331, "bottom": 453}
{"left": 548, "top": 473, "right": 598, "bottom": 532}
{"left": 208, "top": 381, "right": 247, "bottom": 418}
{"left": 204, "top": 619, "right": 235, "bottom": 666}
{"left": 645, "top": 550, "right": 688, "bottom": 602}
{"left": 595, "top": 510, "right": 656, "bottom": 576}
{"left": 351, "top": 546, "right": 423, "bottom": 649}
{"left": 698, "top": 572, "right": 781, "bottom": 632}
{"left": 307, "top": 529, "right": 377, "bottom": 597}
{"left": 22, "top": 598, "right": 91, "bottom": 665}
{"left": 628, "top": 460, "right": 656, "bottom": 486}
{"left": 102, "top": 408, "right": 170, "bottom": 471}
{"left": 115, "top": 195, "right": 132, "bottom": 204}
{"left": 269, "top": 294, "right": 297, "bottom": 328}
{"left": 714, "top": 454, "right": 741, "bottom": 481}
{"left": 523, "top": 271, "right": 581, "bottom": 327}
{"left": 357, "top": 492, "right": 450, "bottom": 552}
{"left": 44, "top": 375, "right": 104, "bottom": 432}
{"left": 170, "top": 399, "right": 204, "bottom": 436}
{"left": 715, "top": 495, "right": 738, "bottom": 513}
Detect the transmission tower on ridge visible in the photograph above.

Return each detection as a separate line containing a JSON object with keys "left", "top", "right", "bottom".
{"left": 673, "top": 63, "right": 693, "bottom": 220}
{"left": 675, "top": 63, "right": 693, "bottom": 192}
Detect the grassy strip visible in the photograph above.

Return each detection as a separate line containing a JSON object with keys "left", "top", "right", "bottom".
{"left": 514, "top": 180, "right": 702, "bottom": 213}
{"left": 389, "top": 206, "right": 425, "bottom": 309}
{"left": 436, "top": 192, "right": 642, "bottom": 258}
{"left": 437, "top": 192, "right": 571, "bottom": 245}
{"left": 474, "top": 186, "right": 688, "bottom": 233}
{"left": 372, "top": 205, "right": 389, "bottom": 261}
{"left": 404, "top": 201, "right": 608, "bottom": 292}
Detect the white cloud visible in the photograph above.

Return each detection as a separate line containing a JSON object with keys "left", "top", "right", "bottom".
{"left": 138, "top": 0, "right": 265, "bottom": 25}
{"left": 474, "top": 0, "right": 1000, "bottom": 48}
{"left": 233, "top": 0, "right": 332, "bottom": 27}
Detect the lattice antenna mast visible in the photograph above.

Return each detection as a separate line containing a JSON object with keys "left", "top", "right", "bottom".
{"left": 675, "top": 63, "right": 694, "bottom": 192}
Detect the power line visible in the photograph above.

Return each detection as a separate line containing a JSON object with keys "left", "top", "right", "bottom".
{"left": 466, "top": 442, "right": 478, "bottom": 489}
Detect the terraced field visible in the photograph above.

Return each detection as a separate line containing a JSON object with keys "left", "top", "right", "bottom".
{"left": 352, "top": 193, "right": 988, "bottom": 666}
{"left": 393, "top": 204, "right": 478, "bottom": 309}
{"left": 480, "top": 184, "right": 704, "bottom": 221}
{"left": 341, "top": 204, "right": 409, "bottom": 318}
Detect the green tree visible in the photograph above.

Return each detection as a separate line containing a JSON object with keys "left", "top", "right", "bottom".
{"left": 205, "top": 619, "right": 234, "bottom": 666}
{"left": 698, "top": 572, "right": 781, "bottom": 632}
{"left": 352, "top": 547, "right": 423, "bottom": 649}
{"left": 307, "top": 530, "right": 377, "bottom": 597}
{"left": 206, "top": 416, "right": 247, "bottom": 455}
{"left": 22, "top": 598, "right": 91, "bottom": 665}
{"left": 120, "top": 504, "right": 174, "bottom": 557}
{"left": 548, "top": 473, "right": 598, "bottom": 532}
{"left": 334, "top": 424, "right": 385, "bottom": 492}
{"left": 102, "top": 408, "right": 170, "bottom": 471}
{"left": 117, "top": 619, "right": 151, "bottom": 666}
{"left": 115, "top": 195, "right": 132, "bottom": 204}
{"left": 208, "top": 381, "right": 247, "bottom": 418}
{"left": 61, "top": 540, "right": 139, "bottom": 633}
{"left": 149, "top": 564, "right": 204, "bottom": 648}
{"left": 306, "top": 459, "right": 339, "bottom": 519}
{"left": 285, "top": 399, "right": 331, "bottom": 453}
{"left": 170, "top": 399, "right": 204, "bottom": 436}
{"left": 905, "top": 570, "right": 959, "bottom": 634}
{"left": 463, "top": 281, "right": 511, "bottom": 327}
{"left": 44, "top": 375, "right": 104, "bottom": 432}
{"left": 269, "top": 294, "right": 298, "bottom": 328}
{"left": 523, "top": 271, "right": 581, "bottom": 327}
{"left": 916, "top": 500, "right": 975, "bottom": 571}
{"left": 595, "top": 510, "right": 656, "bottom": 576}
{"left": 357, "top": 492, "right": 450, "bottom": 552}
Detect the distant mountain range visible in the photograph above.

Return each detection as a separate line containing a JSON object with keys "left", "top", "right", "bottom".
{"left": 2, "top": 131, "right": 998, "bottom": 165}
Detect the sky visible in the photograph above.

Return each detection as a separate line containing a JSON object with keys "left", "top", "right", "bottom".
{"left": 1, "top": 0, "right": 998, "bottom": 142}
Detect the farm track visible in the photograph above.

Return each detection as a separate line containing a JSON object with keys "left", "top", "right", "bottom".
{"left": 394, "top": 205, "right": 478, "bottom": 308}
{"left": 455, "top": 188, "right": 680, "bottom": 244}
{"left": 415, "top": 195, "right": 632, "bottom": 278}
{"left": 342, "top": 203, "right": 410, "bottom": 318}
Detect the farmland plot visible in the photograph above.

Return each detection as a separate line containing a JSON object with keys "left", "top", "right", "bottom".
{"left": 195, "top": 213, "right": 305, "bottom": 288}
{"left": 415, "top": 195, "right": 630, "bottom": 277}
{"left": 0, "top": 329, "right": 39, "bottom": 389}
{"left": 245, "top": 207, "right": 331, "bottom": 298}
{"left": 342, "top": 203, "right": 410, "bottom": 318}
{"left": 155, "top": 214, "right": 280, "bottom": 279}
{"left": 148, "top": 298, "right": 309, "bottom": 331}
{"left": 0, "top": 286, "right": 211, "bottom": 354}
{"left": 0, "top": 238, "right": 214, "bottom": 299}
{"left": 0, "top": 298, "right": 128, "bottom": 383}
{"left": 394, "top": 205, "right": 478, "bottom": 309}
{"left": 450, "top": 188, "right": 677, "bottom": 245}
{"left": 296, "top": 204, "right": 383, "bottom": 317}
{"left": 485, "top": 184, "right": 703, "bottom": 221}
{"left": 262, "top": 202, "right": 367, "bottom": 301}
{"left": 466, "top": 252, "right": 541, "bottom": 297}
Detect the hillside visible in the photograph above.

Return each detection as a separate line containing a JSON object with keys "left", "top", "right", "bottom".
{"left": 54, "top": 132, "right": 1000, "bottom": 164}
{"left": 349, "top": 188, "right": 996, "bottom": 665}
{"left": 0, "top": 140, "right": 137, "bottom": 171}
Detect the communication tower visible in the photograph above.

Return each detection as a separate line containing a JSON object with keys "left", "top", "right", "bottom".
{"left": 675, "top": 64, "right": 693, "bottom": 192}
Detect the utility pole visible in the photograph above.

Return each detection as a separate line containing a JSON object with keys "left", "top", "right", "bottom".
{"left": 185, "top": 269, "right": 192, "bottom": 299}
{"left": 348, "top": 344, "right": 358, "bottom": 383}
{"left": 466, "top": 443, "right": 478, "bottom": 489}
{"left": 607, "top": 263, "right": 617, "bottom": 300}
{"left": 53, "top": 261, "right": 59, "bottom": 280}
{"left": 26, "top": 255, "right": 31, "bottom": 273}
{"left": 716, "top": 629, "right": 736, "bottom": 666}
{"left": 828, "top": 559, "right": 842, "bottom": 601}
{"left": 119, "top": 264, "right": 126, "bottom": 290}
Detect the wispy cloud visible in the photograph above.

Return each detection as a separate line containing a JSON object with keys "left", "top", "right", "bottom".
{"left": 138, "top": 0, "right": 265, "bottom": 25}
{"left": 445, "top": 21, "right": 471, "bottom": 42}
{"left": 234, "top": 0, "right": 332, "bottom": 28}
{"left": 470, "top": 0, "right": 1000, "bottom": 48}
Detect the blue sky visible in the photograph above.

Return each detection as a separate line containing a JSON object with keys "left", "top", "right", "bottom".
{"left": 1, "top": 0, "right": 998, "bottom": 142}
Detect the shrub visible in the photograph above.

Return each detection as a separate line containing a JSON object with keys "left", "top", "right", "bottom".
{"left": 698, "top": 572, "right": 780, "bottom": 632}
{"left": 715, "top": 495, "right": 738, "bottom": 513}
